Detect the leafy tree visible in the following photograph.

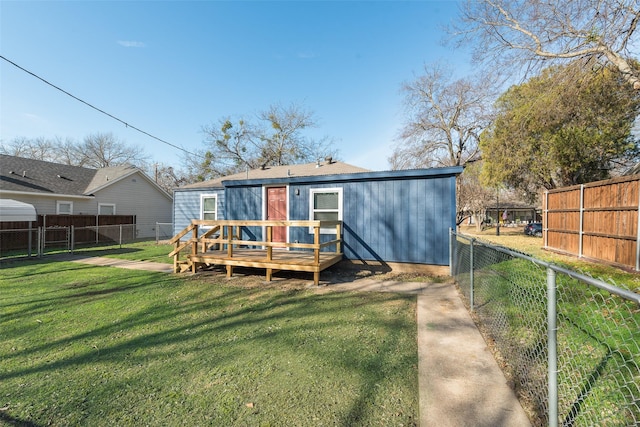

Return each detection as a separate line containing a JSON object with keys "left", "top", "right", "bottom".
{"left": 198, "top": 103, "right": 337, "bottom": 180}
{"left": 480, "top": 62, "right": 640, "bottom": 200}
{"left": 455, "top": 0, "right": 640, "bottom": 90}
{"left": 390, "top": 63, "right": 495, "bottom": 169}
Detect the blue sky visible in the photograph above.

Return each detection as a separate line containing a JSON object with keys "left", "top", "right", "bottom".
{"left": 1, "top": 0, "right": 470, "bottom": 172}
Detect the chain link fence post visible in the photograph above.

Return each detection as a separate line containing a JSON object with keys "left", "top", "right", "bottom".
{"left": 547, "top": 267, "right": 558, "bottom": 427}
{"left": 449, "top": 228, "right": 454, "bottom": 277}
{"left": 469, "top": 237, "right": 475, "bottom": 311}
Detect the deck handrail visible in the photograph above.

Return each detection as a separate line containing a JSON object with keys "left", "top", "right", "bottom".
{"left": 170, "top": 219, "right": 342, "bottom": 273}
{"left": 189, "top": 219, "right": 342, "bottom": 228}
{"left": 168, "top": 223, "right": 195, "bottom": 245}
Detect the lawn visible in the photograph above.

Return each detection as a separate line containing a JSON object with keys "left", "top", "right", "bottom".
{"left": 0, "top": 256, "right": 418, "bottom": 426}
{"left": 459, "top": 225, "right": 640, "bottom": 292}
{"left": 457, "top": 226, "right": 640, "bottom": 426}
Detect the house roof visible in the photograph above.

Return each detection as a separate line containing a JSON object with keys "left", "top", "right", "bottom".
{"left": 0, "top": 154, "right": 169, "bottom": 198}
{"left": 180, "top": 160, "right": 371, "bottom": 189}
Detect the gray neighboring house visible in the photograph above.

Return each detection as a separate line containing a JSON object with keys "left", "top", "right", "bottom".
{"left": 0, "top": 155, "right": 172, "bottom": 238}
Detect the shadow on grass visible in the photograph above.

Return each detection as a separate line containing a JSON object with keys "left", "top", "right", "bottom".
{"left": 0, "top": 411, "right": 41, "bottom": 427}
{"left": 0, "top": 260, "right": 418, "bottom": 425}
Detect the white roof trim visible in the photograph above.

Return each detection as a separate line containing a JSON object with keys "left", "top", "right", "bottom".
{"left": 0, "top": 189, "right": 94, "bottom": 200}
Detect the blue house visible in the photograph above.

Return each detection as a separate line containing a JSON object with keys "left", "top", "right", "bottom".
{"left": 173, "top": 159, "right": 462, "bottom": 268}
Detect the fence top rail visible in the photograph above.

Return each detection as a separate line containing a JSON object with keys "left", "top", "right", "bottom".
{"left": 452, "top": 229, "right": 640, "bottom": 305}
{"left": 190, "top": 219, "right": 342, "bottom": 228}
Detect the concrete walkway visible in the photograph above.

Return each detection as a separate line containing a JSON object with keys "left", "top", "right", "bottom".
{"left": 59, "top": 255, "right": 532, "bottom": 426}
{"left": 62, "top": 254, "right": 174, "bottom": 273}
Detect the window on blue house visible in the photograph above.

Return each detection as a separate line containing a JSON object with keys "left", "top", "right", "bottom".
{"left": 309, "top": 188, "right": 342, "bottom": 233}
{"left": 200, "top": 194, "right": 217, "bottom": 220}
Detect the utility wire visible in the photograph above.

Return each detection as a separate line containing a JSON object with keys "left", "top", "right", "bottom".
{"left": 0, "top": 55, "right": 197, "bottom": 157}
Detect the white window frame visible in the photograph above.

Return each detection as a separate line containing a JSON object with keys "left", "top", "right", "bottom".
{"left": 56, "top": 201, "right": 73, "bottom": 215}
{"left": 309, "top": 188, "right": 343, "bottom": 234}
{"left": 200, "top": 194, "right": 218, "bottom": 224}
{"left": 98, "top": 203, "right": 116, "bottom": 215}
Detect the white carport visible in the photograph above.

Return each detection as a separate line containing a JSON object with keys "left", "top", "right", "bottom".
{"left": 0, "top": 199, "right": 38, "bottom": 257}
{"left": 0, "top": 199, "right": 37, "bottom": 222}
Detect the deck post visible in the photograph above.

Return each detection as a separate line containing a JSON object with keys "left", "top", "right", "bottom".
{"left": 226, "top": 264, "right": 233, "bottom": 278}
{"left": 191, "top": 223, "right": 199, "bottom": 273}
{"left": 266, "top": 268, "right": 272, "bottom": 281}
{"left": 227, "top": 225, "right": 233, "bottom": 257}
{"left": 313, "top": 271, "right": 320, "bottom": 286}
{"left": 173, "top": 240, "right": 179, "bottom": 273}
{"left": 313, "top": 225, "right": 320, "bottom": 265}
{"left": 267, "top": 226, "right": 273, "bottom": 260}
{"left": 336, "top": 222, "right": 341, "bottom": 254}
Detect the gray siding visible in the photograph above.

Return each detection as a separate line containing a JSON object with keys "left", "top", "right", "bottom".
{"left": 94, "top": 172, "right": 172, "bottom": 238}
{"left": 5, "top": 171, "right": 172, "bottom": 239}
{"left": 173, "top": 188, "right": 225, "bottom": 235}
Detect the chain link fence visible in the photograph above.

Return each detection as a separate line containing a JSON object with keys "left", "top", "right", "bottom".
{"left": 450, "top": 230, "right": 640, "bottom": 427}
{"left": 155, "top": 222, "right": 174, "bottom": 243}
{"left": 0, "top": 224, "right": 138, "bottom": 258}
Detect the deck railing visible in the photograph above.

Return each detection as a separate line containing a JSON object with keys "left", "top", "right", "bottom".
{"left": 169, "top": 219, "right": 342, "bottom": 275}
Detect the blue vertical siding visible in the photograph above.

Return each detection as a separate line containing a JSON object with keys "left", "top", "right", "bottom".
{"left": 280, "top": 173, "right": 456, "bottom": 265}
{"left": 174, "top": 167, "right": 461, "bottom": 265}
{"left": 225, "top": 185, "right": 263, "bottom": 241}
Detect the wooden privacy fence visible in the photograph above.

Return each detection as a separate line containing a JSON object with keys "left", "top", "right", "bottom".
{"left": 0, "top": 215, "right": 136, "bottom": 253}
{"left": 543, "top": 175, "right": 640, "bottom": 270}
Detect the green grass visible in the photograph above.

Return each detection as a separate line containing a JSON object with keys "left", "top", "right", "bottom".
{"left": 459, "top": 226, "right": 640, "bottom": 293}
{"left": 0, "top": 258, "right": 418, "bottom": 426}
{"left": 457, "top": 242, "right": 640, "bottom": 426}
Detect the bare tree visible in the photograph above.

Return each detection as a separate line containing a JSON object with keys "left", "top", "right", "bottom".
{"left": 258, "top": 103, "right": 318, "bottom": 166}
{"left": 149, "top": 163, "right": 187, "bottom": 193}
{"left": 79, "top": 132, "right": 148, "bottom": 168}
{"left": 455, "top": 0, "right": 640, "bottom": 89}
{"left": 0, "top": 136, "right": 55, "bottom": 161}
{"left": 198, "top": 103, "right": 338, "bottom": 179}
{"left": 391, "top": 63, "right": 495, "bottom": 169}
{"left": 200, "top": 118, "right": 261, "bottom": 176}
{"left": 457, "top": 161, "right": 495, "bottom": 229}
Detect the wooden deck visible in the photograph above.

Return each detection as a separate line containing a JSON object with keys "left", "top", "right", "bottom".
{"left": 169, "top": 220, "right": 343, "bottom": 285}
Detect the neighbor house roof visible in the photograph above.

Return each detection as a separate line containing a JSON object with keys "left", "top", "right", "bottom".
{"left": 180, "top": 160, "right": 371, "bottom": 189}
{"left": 0, "top": 154, "right": 169, "bottom": 198}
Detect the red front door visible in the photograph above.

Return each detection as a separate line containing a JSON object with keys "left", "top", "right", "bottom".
{"left": 266, "top": 186, "right": 287, "bottom": 243}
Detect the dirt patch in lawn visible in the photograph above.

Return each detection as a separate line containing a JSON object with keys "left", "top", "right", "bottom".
{"left": 188, "top": 262, "right": 448, "bottom": 293}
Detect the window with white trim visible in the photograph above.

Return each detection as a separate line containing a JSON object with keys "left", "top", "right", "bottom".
{"left": 309, "top": 188, "right": 342, "bottom": 233}
{"left": 98, "top": 203, "right": 116, "bottom": 215}
{"left": 56, "top": 201, "right": 73, "bottom": 215}
{"left": 200, "top": 194, "right": 218, "bottom": 221}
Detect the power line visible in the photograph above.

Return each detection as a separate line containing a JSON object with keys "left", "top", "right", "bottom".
{"left": 0, "top": 55, "right": 197, "bottom": 157}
